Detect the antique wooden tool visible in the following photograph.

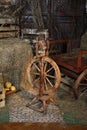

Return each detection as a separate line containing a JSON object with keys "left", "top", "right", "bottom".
{"left": 26, "top": 35, "right": 61, "bottom": 114}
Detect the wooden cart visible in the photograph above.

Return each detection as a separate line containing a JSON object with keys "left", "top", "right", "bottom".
{"left": 49, "top": 39, "right": 87, "bottom": 99}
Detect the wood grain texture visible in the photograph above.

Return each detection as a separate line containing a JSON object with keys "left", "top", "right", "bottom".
{"left": 0, "top": 123, "right": 87, "bottom": 130}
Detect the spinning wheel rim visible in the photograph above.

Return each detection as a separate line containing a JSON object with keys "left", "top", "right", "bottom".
{"left": 27, "top": 56, "right": 61, "bottom": 95}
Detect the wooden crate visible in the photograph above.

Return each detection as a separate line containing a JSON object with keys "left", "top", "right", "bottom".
{"left": 0, "top": 25, "right": 19, "bottom": 38}
{"left": 0, "top": 89, "right": 5, "bottom": 108}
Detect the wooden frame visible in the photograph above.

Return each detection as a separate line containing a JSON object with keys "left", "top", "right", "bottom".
{"left": 49, "top": 40, "right": 87, "bottom": 75}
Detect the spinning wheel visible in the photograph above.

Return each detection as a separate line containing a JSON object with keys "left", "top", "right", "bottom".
{"left": 26, "top": 35, "right": 61, "bottom": 114}
{"left": 74, "top": 69, "right": 87, "bottom": 99}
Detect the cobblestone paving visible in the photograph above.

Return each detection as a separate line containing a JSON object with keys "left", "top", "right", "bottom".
{"left": 7, "top": 89, "right": 64, "bottom": 123}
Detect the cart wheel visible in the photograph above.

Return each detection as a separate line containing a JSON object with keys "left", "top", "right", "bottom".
{"left": 27, "top": 56, "right": 61, "bottom": 95}
{"left": 74, "top": 69, "right": 87, "bottom": 99}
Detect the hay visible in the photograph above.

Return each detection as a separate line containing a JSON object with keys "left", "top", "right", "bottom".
{"left": 0, "top": 38, "right": 33, "bottom": 90}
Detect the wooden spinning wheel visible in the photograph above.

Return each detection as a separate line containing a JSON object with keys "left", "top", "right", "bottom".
{"left": 26, "top": 35, "right": 61, "bottom": 114}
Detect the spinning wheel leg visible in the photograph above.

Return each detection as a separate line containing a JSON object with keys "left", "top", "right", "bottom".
{"left": 26, "top": 94, "right": 58, "bottom": 114}
{"left": 49, "top": 97, "right": 58, "bottom": 106}
{"left": 26, "top": 95, "right": 48, "bottom": 114}
{"left": 43, "top": 100, "right": 47, "bottom": 114}
{"left": 26, "top": 96, "right": 38, "bottom": 106}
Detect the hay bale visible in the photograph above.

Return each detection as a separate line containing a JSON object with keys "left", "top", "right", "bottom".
{"left": 0, "top": 38, "right": 33, "bottom": 90}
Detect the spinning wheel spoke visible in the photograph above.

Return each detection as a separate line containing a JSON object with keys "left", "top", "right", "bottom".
{"left": 33, "top": 77, "right": 40, "bottom": 83}
{"left": 46, "top": 66, "right": 53, "bottom": 73}
{"left": 46, "top": 74, "right": 56, "bottom": 79}
{"left": 33, "top": 63, "right": 40, "bottom": 72}
{"left": 30, "top": 72, "right": 40, "bottom": 76}
{"left": 83, "top": 76, "right": 87, "bottom": 81}
{"left": 44, "top": 78, "right": 48, "bottom": 90}
{"left": 46, "top": 77, "right": 53, "bottom": 88}
{"left": 44, "top": 62, "right": 47, "bottom": 72}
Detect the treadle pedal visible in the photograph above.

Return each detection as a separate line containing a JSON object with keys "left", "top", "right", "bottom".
{"left": 26, "top": 100, "right": 44, "bottom": 113}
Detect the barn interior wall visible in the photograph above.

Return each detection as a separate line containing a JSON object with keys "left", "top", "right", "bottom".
{"left": 0, "top": 0, "right": 86, "bottom": 50}
{"left": 19, "top": 0, "right": 86, "bottom": 39}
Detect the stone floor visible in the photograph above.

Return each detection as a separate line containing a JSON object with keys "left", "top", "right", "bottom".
{"left": 7, "top": 89, "right": 64, "bottom": 123}
{"left": 6, "top": 84, "right": 87, "bottom": 125}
